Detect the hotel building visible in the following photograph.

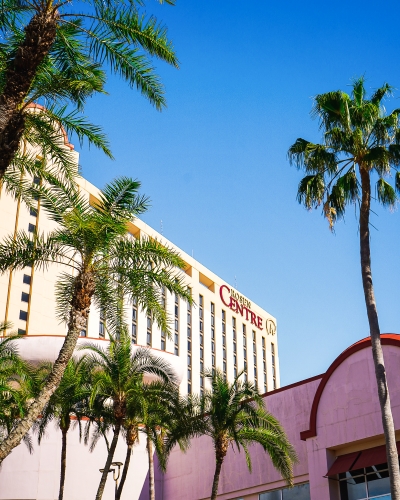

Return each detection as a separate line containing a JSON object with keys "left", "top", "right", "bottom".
{"left": 0, "top": 151, "right": 279, "bottom": 397}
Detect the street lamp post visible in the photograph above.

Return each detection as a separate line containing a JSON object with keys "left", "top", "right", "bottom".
{"left": 99, "top": 462, "right": 123, "bottom": 500}
{"left": 111, "top": 462, "right": 123, "bottom": 499}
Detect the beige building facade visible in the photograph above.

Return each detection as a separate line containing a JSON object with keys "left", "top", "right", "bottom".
{"left": 0, "top": 151, "right": 279, "bottom": 395}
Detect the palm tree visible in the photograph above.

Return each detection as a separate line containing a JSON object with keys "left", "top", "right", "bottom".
{"left": 288, "top": 77, "right": 400, "bottom": 498}
{"left": 0, "top": 176, "right": 191, "bottom": 463}
{"left": 35, "top": 358, "right": 89, "bottom": 500}
{"left": 81, "top": 328, "right": 177, "bottom": 500}
{"left": 198, "top": 369, "right": 297, "bottom": 500}
{"left": 0, "top": 0, "right": 178, "bottom": 179}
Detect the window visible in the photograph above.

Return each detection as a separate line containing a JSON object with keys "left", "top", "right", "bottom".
{"left": 80, "top": 328, "right": 87, "bottom": 337}
{"left": 19, "top": 310, "right": 28, "bottom": 321}
{"left": 259, "top": 483, "right": 310, "bottom": 500}
{"left": 23, "top": 274, "right": 31, "bottom": 285}
{"left": 99, "top": 322, "right": 105, "bottom": 338}
{"left": 18, "top": 329, "right": 26, "bottom": 335}
{"left": 21, "top": 292, "right": 29, "bottom": 303}
{"left": 271, "top": 343, "right": 276, "bottom": 389}
{"left": 132, "top": 300, "right": 138, "bottom": 343}
{"left": 174, "top": 294, "right": 179, "bottom": 355}
{"left": 30, "top": 207, "right": 38, "bottom": 217}
{"left": 33, "top": 176, "right": 41, "bottom": 185}
{"left": 161, "top": 287, "right": 166, "bottom": 309}
{"left": 146, "top": 314, "right": 152, "bottom": 346}
{"left": 28, "top": 223, "right": 36, "bottom": 233}
{"left": 339, "top": 464, "right": 390, "bottom": 500}
{"left": 99, "top": 309, "right": 105, "bottom": 338}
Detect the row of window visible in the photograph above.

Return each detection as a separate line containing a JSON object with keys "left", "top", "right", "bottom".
{"left": 199, "top": 295, "right": 204, "bottom": 394}
{"left": 262, "top": 336, "right": 267, "bottom": 391}
{"left": 259, "top": 482, "right": 310, "bottom": 500}
{"left": 174, "top": 294, "right": 179, "bottom": 355}
{"left": 221, "top": 308, "right": 226, "bottom": 376}
{"left": 18, "top": 185, "right": 39, "bottom": 335}
{"left": 187, "top": 292, "right": 192, "bottom": 394}
{"left": 271, "top": 342, "right": 276, "bottom": 389}
{"left": 161, "top": 288, "right": 166, "bottom": 350}
{"left": 232, "top": 315, "right": 237, "bottom": 378}
{"left": 212, "top": 299, "right": 217, "bottom": 370}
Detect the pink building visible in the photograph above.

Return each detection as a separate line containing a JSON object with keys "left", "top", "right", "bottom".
{"left": 154, "top": 334, "right": 400, "bottom": 500}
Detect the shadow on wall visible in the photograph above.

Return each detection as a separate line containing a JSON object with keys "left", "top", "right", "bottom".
{"left": 139, "top": 454, "right": 164, "bottom": 500}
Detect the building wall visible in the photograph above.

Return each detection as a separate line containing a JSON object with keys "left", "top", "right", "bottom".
{"left": 0, "top": 424, "right": 150, "bottom": 500}
{"left": 161, "top": 376, "right": 321, "bottom": 500}
{"left": 150, "top": 336, "right": 400, "bottom": 500}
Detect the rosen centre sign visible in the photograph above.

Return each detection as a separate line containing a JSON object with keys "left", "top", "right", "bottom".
{"left": 219, "top": 285, "right": 276, "bottom": 335}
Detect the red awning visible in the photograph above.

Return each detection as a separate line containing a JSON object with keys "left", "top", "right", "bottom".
{"left": 351, "top": 445, "right": 387, "bottom": 470}
{"left": 326, "top": 442, "right": 400, "bottom": 477}
{"left": 326, "top": 451, "right": 360, "bottom": 476}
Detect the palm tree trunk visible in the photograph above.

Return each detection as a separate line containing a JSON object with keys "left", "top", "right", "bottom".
{"left": 359, "top": 166, "right": 400, "bottom": 499}
{"left": 0, "top": 271, "right": 94, "bottom": 463}
{"left": 0, "top": 9, "right": 58, "bottom": 179}
{"left": 147, "top": 434, "right": 155, "bottom": 500}
{"left": 96, "top": 421, "right": 122, "bottom": 500}
{"left": 210, "top": 459, "right": 223, "bottom": 500}
{"left": 58, "top": 428, "right": 68, "bottom": 500}
{"left": 116, "top": 442, "right": 133, "bottom": 500}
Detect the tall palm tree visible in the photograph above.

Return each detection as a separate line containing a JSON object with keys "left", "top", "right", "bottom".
{"left": 35, "top": 358, "right": 89, "bottom": 500}
{"left": 198, "top": 369, "right": 297, "bottom": 500}
{"left": 0, "top": 176, "right": 191, "bottom": 463}
{"left": 81, "top": 328, "right": 177, "bottom": 500}
{"left": 288, "top": 77, "right": 400, "bottom": 498}
{"left": 0, "top": 0, "right": 178, "bottom": 179}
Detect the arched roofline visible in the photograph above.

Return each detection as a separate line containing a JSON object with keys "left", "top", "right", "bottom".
{"left": 300, "top": 333, "right": 400, "bottom": 441}
{"left": 25, "top": 103, "right": 74, "bottom": 150}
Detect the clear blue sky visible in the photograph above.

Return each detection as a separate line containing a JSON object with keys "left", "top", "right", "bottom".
{"left": 76, "top": 0, "right": 400, "bottom": 386}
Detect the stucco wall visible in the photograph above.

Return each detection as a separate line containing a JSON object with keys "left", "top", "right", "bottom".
{"left": 161, "top": 377, "right": 322, "bottom": 500}
{"left": 306, "top": 343, "right": 400, "bottom": 500}
{"left": 156, "top": 339, "right": 400, "bottom": 500}
{"left": 0, "top": 425, "right": 150, "bottom": 500}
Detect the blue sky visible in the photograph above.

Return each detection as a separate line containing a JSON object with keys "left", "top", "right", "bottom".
{"left": 77, "top": 0, "right": 400, "bottom": 386}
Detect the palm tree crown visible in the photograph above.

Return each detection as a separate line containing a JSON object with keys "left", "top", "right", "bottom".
{"left": 0, "top": 0, "right": 178, "bottom": 178}
{"left": 288, "top": 78, "right": 400, "bottom": 229}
